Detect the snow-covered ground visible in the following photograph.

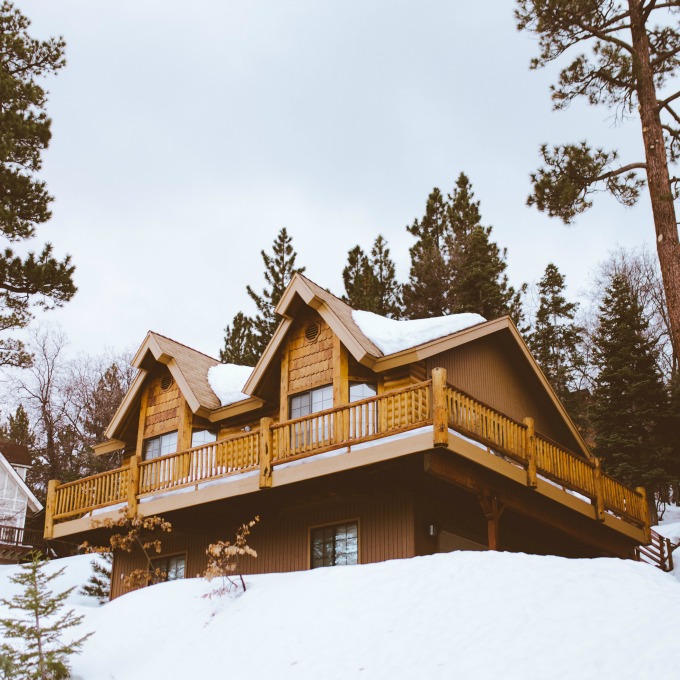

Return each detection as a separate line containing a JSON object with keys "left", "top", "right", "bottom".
{"left": 1, "top": 550, "right": 679, "bottom": 680}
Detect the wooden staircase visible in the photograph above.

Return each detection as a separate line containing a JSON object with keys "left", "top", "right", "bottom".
{"left": 635, "top": 529, "right": 677, "bottom": 572}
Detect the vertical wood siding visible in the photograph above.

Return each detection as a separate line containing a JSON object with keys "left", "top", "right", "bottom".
{"left": 110, "top": 491, "right": 415, "bottom": 599}
{"left": 427, "top": 336, "right": 577, "bottom": 451}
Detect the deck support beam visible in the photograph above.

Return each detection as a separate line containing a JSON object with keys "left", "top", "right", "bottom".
{"left": 478, "top": 494, "right": 505, "bottom": 551}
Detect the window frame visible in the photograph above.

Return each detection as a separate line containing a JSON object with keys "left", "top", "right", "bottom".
{"left": 143, "top": 430, "right": 179, "bottom": 461}
{"left": 308, "top": 518, "right": 360, "bottom": 570}
{"left": 191, "top": 429, "right": 217, "bottom": 448}
{"left": 149, "top": 552, "right": 187, "bottom": 584}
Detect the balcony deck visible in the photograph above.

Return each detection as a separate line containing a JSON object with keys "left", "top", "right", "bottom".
{"left": 44, "top": 372, "right": 651, "bottom": 543}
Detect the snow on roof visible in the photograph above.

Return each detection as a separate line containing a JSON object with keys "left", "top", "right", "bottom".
{"left": 352, "top": 310, "right": 486, "bottom": 355}
{"left": 207, "top": 364, "right": 253, "bottom": 406}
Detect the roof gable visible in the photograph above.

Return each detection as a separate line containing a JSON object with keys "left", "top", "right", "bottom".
{"left": 0, "top": 453, "right": 41, "bottom": 513}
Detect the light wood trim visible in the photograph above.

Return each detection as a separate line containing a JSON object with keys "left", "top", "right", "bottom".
{"left": 177, "top": 396, "right": 193, "bottom": 452}
{"left": 593, "top": 459, "right": 605, "bottom": 521}
{"left": 432, "top": 367, "right": 448, "bottom": 446}
{"left": 279, "top": 349, "right": 289, "bottom": 423}
{"left": 524, "top": 417, "right": 537, "bottom": 488}
{"left": 208, "top": 397, "right": 264, "bottom": 422}
{"left": 259, "top": 417, "right": 273, "bottom": 489}
{"left": 127, "top": 455, "right": 139, "bottom": 517}
{"left": 104, "top": 368, "right": 148, "bottom": 440}
{"left": 135, "top": 384, "right": 150, "bottom": 459}
{"left": 332, "top": 335, "right": 349, "bottom": 408}
{"left": 92, "top": 438, "right": 126, "bottom": 456}
{"left": 44, "top": 480, "right": 58, "bottom": 539}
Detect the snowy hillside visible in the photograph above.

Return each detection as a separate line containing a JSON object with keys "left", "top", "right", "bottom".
{"left": 1, "top": 550, "right": 679, "bottom": 680}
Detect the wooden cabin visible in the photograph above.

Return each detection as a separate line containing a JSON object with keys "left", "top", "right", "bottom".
{"left": 44, "top": 275, "right": 652, "bottom": 599}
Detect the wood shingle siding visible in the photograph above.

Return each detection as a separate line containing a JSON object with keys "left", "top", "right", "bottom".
{"left": 143, "top": 369, "right": 181, "bottom": 439}
{"left": 286, "top": 314, "right": 334, "bottom": 394}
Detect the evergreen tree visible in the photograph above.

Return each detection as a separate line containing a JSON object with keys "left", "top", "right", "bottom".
{"left": 528, "top": 263, "right": 582, "bottom": 400}
{"left": 446, "top": 174, "right": 525, "bottom": 324}
{"left": 0, "top": 405, "right": 34, "bottom": 449}
{"left": 402, "top": 188, "right": 450, "bottom": 318}
{"left": 0, "top": 4, "right": 76, "bottom": 367}
{"left": 0, "top": 553, "right": 91, "bottom": 679}
{"left": 342, "top": 245, "right": 374, "bottom": 312}
{"left": 79, "top": 553, "right": 112, "bottom": 605}
{"left": 591, "top": 274, "right": 669, "bottom": 492}
{"left": 342, "top": 236, "right": 402, "bottom": 318}
{"left": 219, "top": 312, "right": 258, "bottom": 367}
{"left": 245, "top": 228, "right": 305, "bottom": 356}
{"left": 403, "top": 174, "right": 525, "bottom": 323}
{"left": 517, "top": 0, "right": 680, "bottom": 363}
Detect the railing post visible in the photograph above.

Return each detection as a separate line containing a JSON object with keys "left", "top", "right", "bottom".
{"left": 636, "top": 486, "right": 652, "bottom": 543}
{"left": 127, "top": 456, "right": 139, "bottom": 518}
{"left": 523, "top": 417, "right": 537, "bottom": 489}
{"left": 44, "top": 479, "right": 58, "bottom": 540}
{"left": 593, "top": 458, "right": 605, "bottom": 521}
{"left": 259, "top": 417, "right": 273, "bottom": 489}
{"left": 432, "top": 367, "right": 448, "bottom": 447}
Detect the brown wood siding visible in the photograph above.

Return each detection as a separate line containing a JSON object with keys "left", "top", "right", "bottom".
{"left": 110, "top": 491, "right": 415, "bottom": 599}
{"left": 426, "top": 335, "right": 578, "bottom": 452}
{"left": 143, "top": 368, "right": 181, "bottom": 439}
{"left": 286, "top": 313, "right": 334, "bottom": 395}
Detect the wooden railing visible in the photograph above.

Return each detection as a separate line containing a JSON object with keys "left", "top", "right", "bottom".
{"left": 52, "top": 466, "right": 130, "bottom": 521}
{"left": 441, "top": 381, "right": 648, "bottom": 528}
{"left": 635, "top": 529, "right": 676, "bottom": 572}
{"left": 44, "top": 368, "right": 650, "bottom": 538}
{"left": 138, "top": 431, "right": 259, "bottom": 495}
{"left": 270, "top": 381, "right": 431, "bottom": 464}
{"left": 0, "top": 524, "right": 44, "bottom": 551}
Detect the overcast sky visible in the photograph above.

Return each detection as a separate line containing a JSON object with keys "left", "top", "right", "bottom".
{"left": 14, "top": 0, "right": 653, "bottom": 360}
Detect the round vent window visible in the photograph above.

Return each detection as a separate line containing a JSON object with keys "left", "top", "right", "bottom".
{"left": 305, "top": 323, "right": 320, "bottom": 342}
{"left": 160, "top": 375, "right": 173, "bottom": 391}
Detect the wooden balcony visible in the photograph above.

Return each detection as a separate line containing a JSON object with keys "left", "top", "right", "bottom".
{"left": 44, "top": 369, "right": 650, "bottom": 540}
{"left": 0, "top": 523, "right": 44, "bottom": 560}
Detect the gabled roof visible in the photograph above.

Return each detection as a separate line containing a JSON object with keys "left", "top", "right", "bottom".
{"left": 0, "top": 452, "right": 41, "bottom": 513}
{"left": 0, "top": 441, "right": 31, "bottom": 468}
{"left": 243, "top": 274, "right": 592, "bottom": 460}
{"left": 104, "top": 332, "right": 222, "bottom": 441}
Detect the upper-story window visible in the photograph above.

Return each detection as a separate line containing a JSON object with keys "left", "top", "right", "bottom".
{"left": 349, "top": 382, "right": 377, "bottom": 402}
{"left": 191, "top": 429, "right": 217, "bottom": 447}
{"left": 289, "top": 385, "right": 333, "bottom": 419}
{"left": 143, "top": 431, "right": 178, "bottom": 460}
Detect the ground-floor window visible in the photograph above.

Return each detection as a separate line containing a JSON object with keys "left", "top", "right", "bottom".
{"left": 150, "top": 554, "right": 186, "bottom": 583}
{"left": 310, "top": 522, "right": 358, "bottom": 568}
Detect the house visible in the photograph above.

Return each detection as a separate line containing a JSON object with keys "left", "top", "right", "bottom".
{"left": 43, "top": 274, "right": 652, "bottom": 599}
{"left": 0, "top": 441, "right": 43, "bottom": 563}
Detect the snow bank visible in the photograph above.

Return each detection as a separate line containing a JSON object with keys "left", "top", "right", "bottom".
{"left": 207, "top": 363, "right": 253, "bottom": 406}
{"left": 2, "top": 551, "right": 679, "bottom": 680}
{"left": 353, "top": 310, "right": 485, "bottom": 355}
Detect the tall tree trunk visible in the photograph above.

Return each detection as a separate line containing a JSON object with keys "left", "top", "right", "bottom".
{"left": 629, "top": 0, "right": 680, "bottom": 363}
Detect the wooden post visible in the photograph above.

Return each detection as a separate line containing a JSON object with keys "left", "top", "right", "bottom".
{"left": 479, "top": 494, "right": 504, "bottom": 551}
{"left": 127, "top": 455, "right": 140, "bottom": 518}
{"left": 259, "top": 417, "right": 273, "bottom": 489}
{"left": 593, "top": 458, "right": 605, "bottom": 521}
{"left": 432, "top": 367, "right": 448, "bottom": 447}
{"left": 177, "top": 397, "right": 193, "bottom": 479}
{"left": 636, "top": 486, "right": 652, "bottom": 543}
{"left": 523, "top": 417, "right": 537, "bottom": 489}
{"left": 332, "top": 336, "right": 348, "bottom": 444}
{"left": 44, "top": 479, "right": 58, "bottom": 540}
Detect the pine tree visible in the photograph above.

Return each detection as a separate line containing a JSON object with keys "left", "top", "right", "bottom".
{"left": 0, "top": 553, "right": 91, "bottom": 680}
{"left": 0, "top": 4, "right": 76, "bottom": 367}
{"left": 528, "top": 263, "right": 582, "bottom": 400}
{"left": 402, "top": 187, "right": 453, "bottom": 318}
{"left": 219, "top": 312, "right": 257, "bottom": 367}
{"left": 446, "top": 175, "right": 525, "bottom": 324}
{"left": 245, "top": 228, "right": 305, "bottom": 357}
{"left": 79, "top": 553, "right": 112, "bottom": 605}
{"left": 591, "top": 274, "right": 669, "bottom": 492}
{"left": 342, "top": 236, "right": 402, "bottom": 318}
{"left": 403, "top": 174, "right": 525, "bottom": 322}
{"left": 0, "top": 405, "right": 35, "bottom": 450}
